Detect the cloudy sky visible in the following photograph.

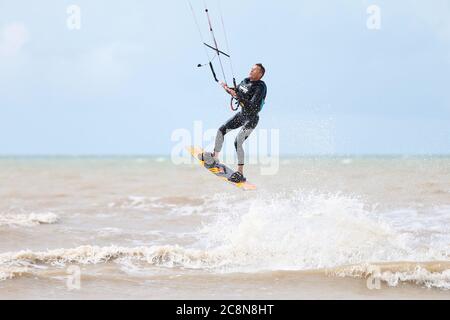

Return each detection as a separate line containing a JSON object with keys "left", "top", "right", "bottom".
{"left": 0, "top": 0, "right": 449, "bottom": 155}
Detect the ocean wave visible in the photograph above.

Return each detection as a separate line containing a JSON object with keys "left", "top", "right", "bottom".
{"left": 96, "top": 227, "right": 123, "bottom": 237}
{"left": 1, "top": 190, "right": 449, "bottom": 290}
{"left": 108, "top": 195, "right": 206, "bottom": 212}
{"left": 0, "top": 212, "right": 59, "bottom": 227}
{"left": 204, "top": 190, "right": 450, "bottom": 266}
{"left": 327, "top": 261, "right": 450, "bottom": 290}
{"left": 0, "top": 266, "right": 30, "bottom": 281}
{"left": 1, "top": 244, "right": 449, "bottom": 290}
{"left": 0, "top": 244, "right": 226, "bottom": 281}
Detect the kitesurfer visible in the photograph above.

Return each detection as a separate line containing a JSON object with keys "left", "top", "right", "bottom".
{"left": 202, "top": 63, "right": 267, "bottom": 183}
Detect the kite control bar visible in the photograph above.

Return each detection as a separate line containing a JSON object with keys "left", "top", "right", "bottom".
{"left": 189, "top": 1, "right": 239, "bottom": 111}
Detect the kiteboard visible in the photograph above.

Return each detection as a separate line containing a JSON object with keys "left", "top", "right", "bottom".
{"left": 186, "top": 146, "right": 256, "bottom": 191}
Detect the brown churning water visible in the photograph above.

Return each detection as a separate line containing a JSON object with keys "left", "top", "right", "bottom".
{"left": 0, "top": 156, "right": 449, "bottom": 299}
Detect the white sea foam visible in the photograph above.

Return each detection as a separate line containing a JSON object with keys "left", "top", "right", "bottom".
{"left": 0, "top": 243, "right": 449, "bottom": 289}
{"left": 104, "top": 190, "right": 450, "bottom": 275}
{"left": 380, "top": 268, "right": 450, "bottom": 290}
{"left": 108, "top": 196, "right": 162, "bottom": 210}
{"left": 0, "top": 244, "right": 225, "bottom": 281}
{"left": 200, "top": 191, "right": 409, "bottom": 270}
{"left": 108, "top": 195, "right": 211, "bottom": 216}
{"left": 328, "top": 262, "right": 450, "bottom": 290}
{"left": 0, "top": 190, "right": 449, "bottom": 289}
{"left": 96, "top": 227, "right": 123, "bottom": 237}
{"left": 0, "top": 266, "right": 30, "bottom": 281}
{"left": 341, "top": 158, "right": 353, "bottom": 165}
{"left": 0, "top": 212, "right": 59, "bottom": 227}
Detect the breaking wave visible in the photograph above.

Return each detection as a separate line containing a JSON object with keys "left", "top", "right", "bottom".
{"left": 0, "top": 244, "right": 223, "bottom": 280}
{"left": 327, "top": 261, "right": 450, "bottom": 290}
{"left": 0, "top": 244, "right": 449, "bottom": 289}
{"left": 0, "top": 212, "right": 59, "bottom": 227}
{"left": 1, "top": 190, "right": 449, "bottom": 289}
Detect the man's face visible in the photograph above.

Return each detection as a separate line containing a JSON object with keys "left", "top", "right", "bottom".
{"left": 249, "top": 65, "right": 263, "bottom": 81}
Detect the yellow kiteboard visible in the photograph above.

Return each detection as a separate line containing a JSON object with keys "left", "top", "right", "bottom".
{"left": 187, "top": 146, "right": 257, "bottom": 191}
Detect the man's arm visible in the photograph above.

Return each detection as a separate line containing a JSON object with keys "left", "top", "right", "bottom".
{"left": 220, "top": 82, "right": 237, "bottom": 97}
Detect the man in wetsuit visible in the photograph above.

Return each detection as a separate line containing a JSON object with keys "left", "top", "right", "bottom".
{"left": 203, "top": 63, "right": 267, "bottom": 183}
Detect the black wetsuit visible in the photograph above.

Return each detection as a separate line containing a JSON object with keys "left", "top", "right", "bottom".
{"left": 214, "top": 78, "right": 267, "bottom": 166}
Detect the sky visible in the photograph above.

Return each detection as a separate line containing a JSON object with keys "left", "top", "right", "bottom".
{"left": 0, "top": 0, "right": 449, "bottom": 155}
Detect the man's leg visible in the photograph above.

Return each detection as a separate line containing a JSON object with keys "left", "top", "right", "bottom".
{"left": 234, "top": 116, "right": 259, "bottom": 176}
{"left": 213, "top": 112, "right": 245, "bottom": 160}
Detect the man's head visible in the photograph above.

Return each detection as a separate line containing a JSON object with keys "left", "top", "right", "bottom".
{"left": 249, "top": 63, "right": 265, "bottom": 81}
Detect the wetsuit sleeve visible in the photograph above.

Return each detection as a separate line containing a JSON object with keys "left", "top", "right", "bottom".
{"left": 236, "top": 84, "right": 264, "bottom": 113}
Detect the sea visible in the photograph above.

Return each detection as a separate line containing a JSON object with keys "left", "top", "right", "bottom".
{"left": 0, "top": 155, "right": 449, "bottom": 299}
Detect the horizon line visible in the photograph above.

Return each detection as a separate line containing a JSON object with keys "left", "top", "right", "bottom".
{"left": 0, "top": 153, "right": 449, "bottom": 158}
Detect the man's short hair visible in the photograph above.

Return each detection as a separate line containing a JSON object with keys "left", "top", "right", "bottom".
{"left": 255, "top": 63, "right": 265, "bottom": 77}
